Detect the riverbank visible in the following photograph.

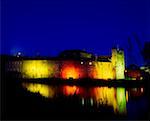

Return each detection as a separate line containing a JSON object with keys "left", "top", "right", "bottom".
{"left": 11, "top": 77, "right": 149, "bottom": 88}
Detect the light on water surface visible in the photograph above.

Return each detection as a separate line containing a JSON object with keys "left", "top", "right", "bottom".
{"left": 22, "top": 83, "right": 55, "bottom": 98}
{"left": 21, "top": 82, "right": 146, "bottom": 116}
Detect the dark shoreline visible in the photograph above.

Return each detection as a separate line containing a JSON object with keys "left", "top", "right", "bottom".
{"left": 13, "top": 77, "right": 148, "bottom": 87}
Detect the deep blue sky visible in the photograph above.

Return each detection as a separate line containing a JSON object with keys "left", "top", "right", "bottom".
{"left": 1, "top": 0, "right": 150, "bottom": 65}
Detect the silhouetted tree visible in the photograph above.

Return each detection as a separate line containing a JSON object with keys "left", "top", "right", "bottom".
{"left": 142, "top": 42, "right": 150, "bottom": 65}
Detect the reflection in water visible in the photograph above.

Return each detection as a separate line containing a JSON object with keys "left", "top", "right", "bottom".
{"left": 62, "top": 85, "right": 79, "bottom": 96}
{"left": 22, "top": 82, "right": 145, "bottom": 115}
{"left": 92, "top": 87, "right": 117, "bottom": 113}
{"left": 128, "top": 87, "right": 144, "bottom": 98}
{"left": 90, "top": 98, "right": 94, "bottom": 106}
{"left": 22, "top": 83, "right": 55, "bottom": 98}
{"left": 141, "top": 88, "right": 143, "bottom": 92}
{"left": 82, "top": 98, "right": 84, "bottom": 105}
{"left": 126, "top": 91, "right": 128, "bottom": 102}
{"left": 116, "top": 88, "right": 127, "bottom": 114}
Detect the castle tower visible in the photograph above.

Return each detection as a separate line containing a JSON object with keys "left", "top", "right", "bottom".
{"left": 112, "top": 48, "right": 125, "bottom": 79}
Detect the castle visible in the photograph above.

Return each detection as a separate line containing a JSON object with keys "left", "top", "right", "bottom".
{"left": 6, "top": 48, "right": 125, "bottom": 80}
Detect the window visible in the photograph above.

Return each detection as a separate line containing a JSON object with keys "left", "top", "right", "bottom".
{"left": 89, "top": 62, "right": 92, "bottom": 65}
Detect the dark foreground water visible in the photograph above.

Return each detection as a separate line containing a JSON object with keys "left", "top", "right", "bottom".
{"left": 2, "top": 78, "right": 149, "bottom": 120}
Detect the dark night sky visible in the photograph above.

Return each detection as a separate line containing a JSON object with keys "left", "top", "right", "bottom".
{"left": 1, "top": 0, "right": 150, "bottom": 66}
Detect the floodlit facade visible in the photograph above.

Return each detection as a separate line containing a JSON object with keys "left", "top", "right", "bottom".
{"left": 6, "top": 48, "right": 125, "bottom": 80}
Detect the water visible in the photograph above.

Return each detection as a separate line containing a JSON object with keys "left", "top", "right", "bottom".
{"left": 2, "top": 78, "right": 149, "bottom": 120}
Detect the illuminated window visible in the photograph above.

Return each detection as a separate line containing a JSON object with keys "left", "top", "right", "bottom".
{"left": 89, "top": 62, "right": 92, "bottom": 65}
{"left": 140, "top": 77, "right": 143, "bottom": 80}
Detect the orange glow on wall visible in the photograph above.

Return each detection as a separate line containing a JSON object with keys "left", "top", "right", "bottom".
{"left": 61, "top": 61, "right": 83, "bottom": 79}
{"left": 61, "top": 66, "right": 79, "bottom": 79}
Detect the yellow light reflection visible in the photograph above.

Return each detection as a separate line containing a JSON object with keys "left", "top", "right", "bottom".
{"left": 22, "top": 83, "right": 55, "bottom": 98}
{"left": 92, "top": 87, "right": 117, "bottom": 113}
